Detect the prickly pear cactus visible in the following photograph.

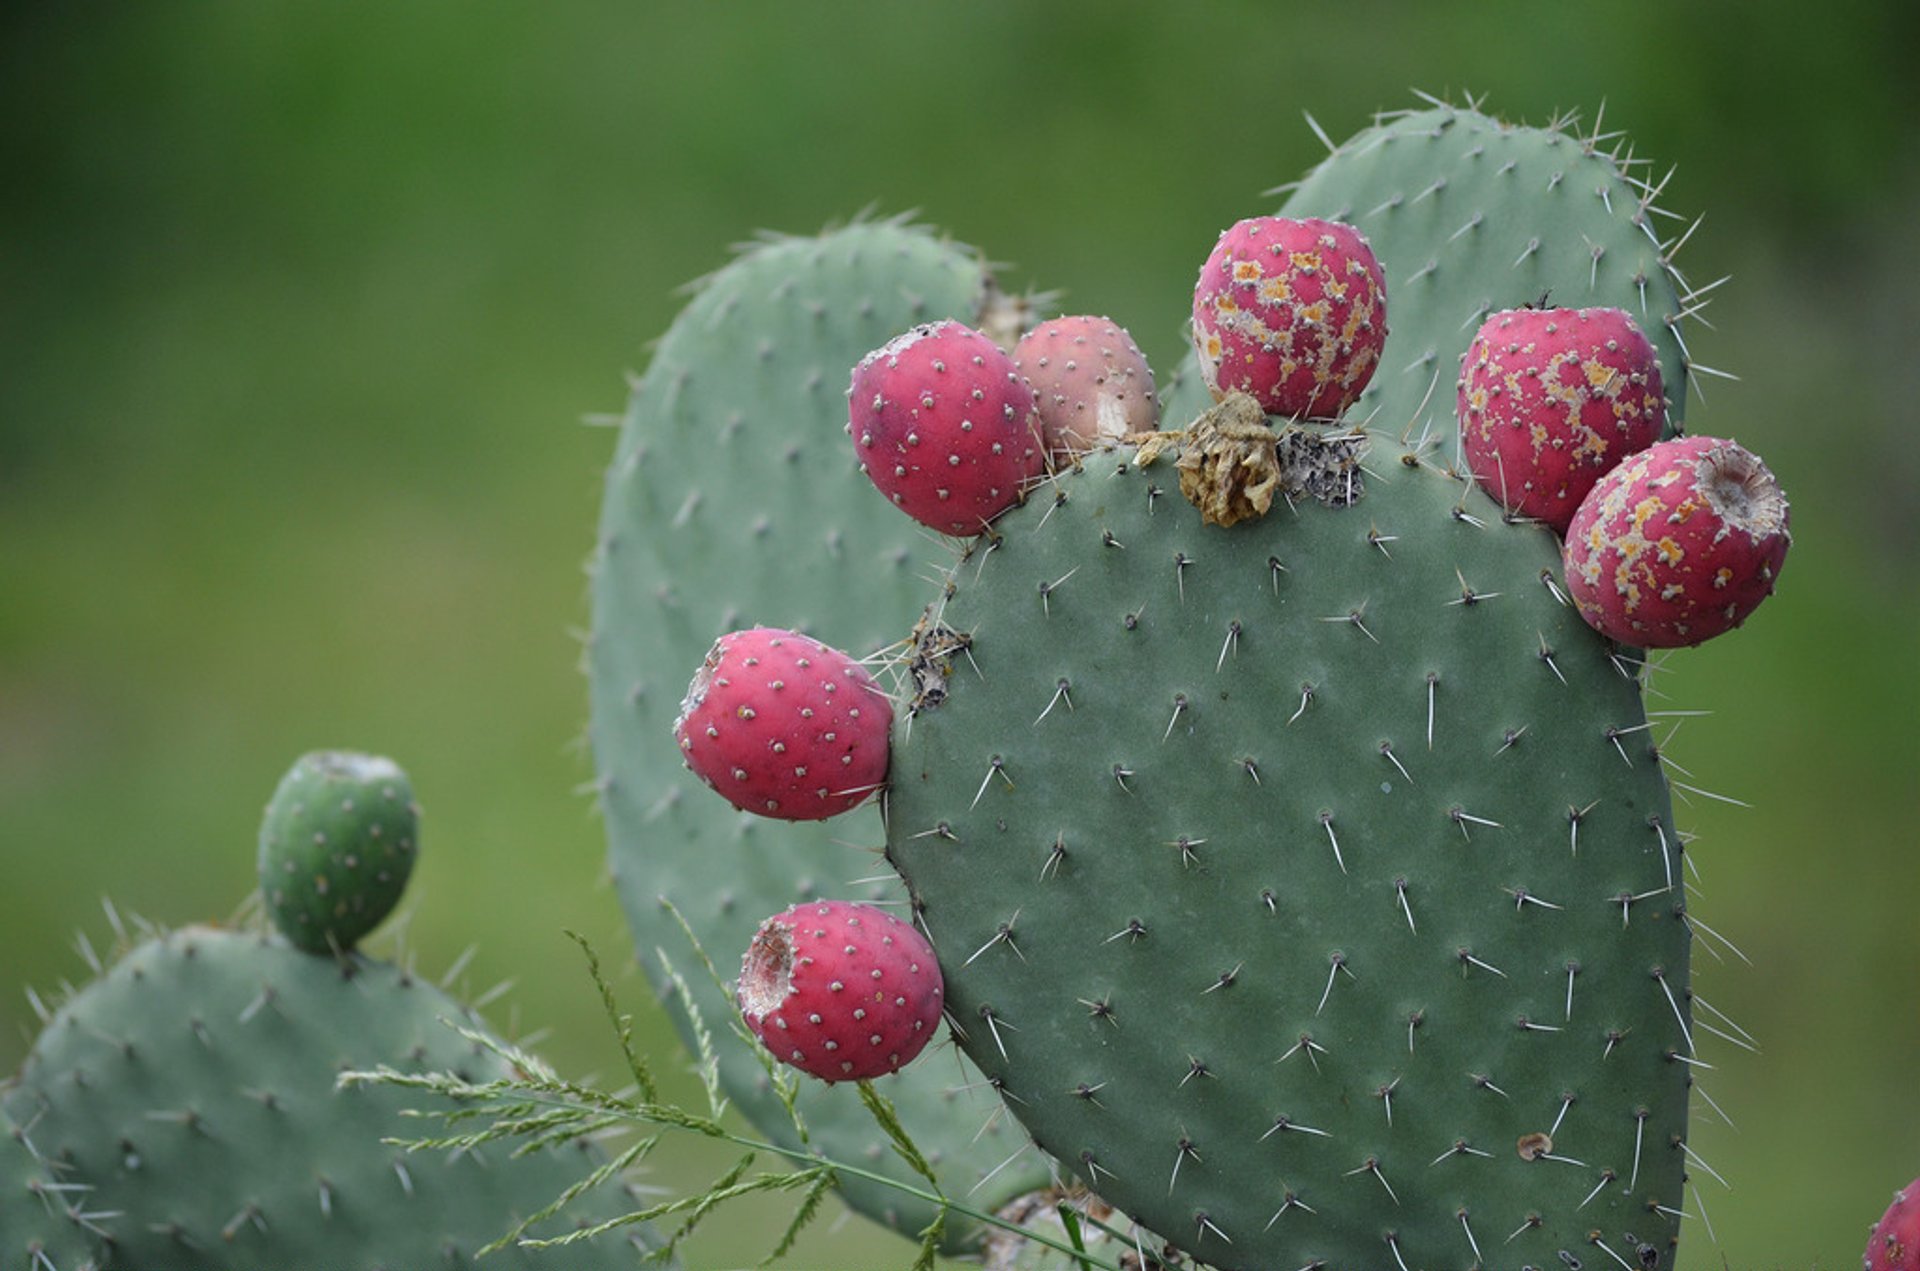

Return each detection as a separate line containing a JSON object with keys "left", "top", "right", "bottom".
{"left": 3, "top": 927, "right": 654, "bottom": 1269}
{"left": 2, "top": 1098, "right": 105, "bottom": 1271}
{"left": 587, "top": 216, "right": 1048, "bottom": 1242}
{"left": 886, "top": 106, "right": 1701, "bottom": 1269}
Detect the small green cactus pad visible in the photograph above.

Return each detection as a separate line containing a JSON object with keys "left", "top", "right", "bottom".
{"left": 2, "top": 1096, "right": 105, "bottom": 1271}
{"left": 588, "top": 217, "right": 1049, "bottom": 1243}
{"left": 258, "top": 750, "right": 419, "bottom": 954}
{"left": 885, "top": 105, "right": 1700, "bottom": 1270}
{"left": 3, "top": 928, "right": 655, "bottom": 1269}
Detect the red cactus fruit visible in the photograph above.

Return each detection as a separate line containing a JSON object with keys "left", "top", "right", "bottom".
{"left": 1190, "top": 216, "right": 1387, "bottom": 421}
{"left": 1458, "top": 306, "right": 1666, "bottom": 533}
{"left": 1563, "top": 436, "right": 1790, "bottom": 648}
{"left": 738, "top": 900, "right": 944, "bottom": 1083}
{"left": 673, "top": 627, "right": 891, "bottom": 821}
{"left": 1013, "top": 315, "right": 1159, "bottom": 460}
{"left": 848, "top": 320, "right": 1045, "bottom": 535}
{"left": 1867, "top": 1177, "right": 1920, "bottom": 1270}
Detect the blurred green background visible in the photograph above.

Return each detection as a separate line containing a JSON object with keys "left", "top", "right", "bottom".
{"left": 3, "top": 4, "right": 1916, "bottom": 1267}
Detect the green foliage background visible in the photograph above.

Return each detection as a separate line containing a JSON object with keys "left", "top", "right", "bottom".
{"left": 2, "top": 5, "right": 1915, "bottom": 1267}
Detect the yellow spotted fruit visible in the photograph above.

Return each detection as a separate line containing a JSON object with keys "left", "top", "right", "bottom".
{"left": 1563, "top": 435, "right": 1790, "bottom": 647}
{"left": 1190, "top": 216, "right": 1386, "bottom": 420}
{"left": 1459, "top": 306, "right": 1665, "bottom": 533}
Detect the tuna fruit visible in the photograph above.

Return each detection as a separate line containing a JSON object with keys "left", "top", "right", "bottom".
{"left": 1563, "top": 435, "right": 1791, "bottom": 647}
{"left": 848, "top": 320, "right": 1045, "bottom": 535}
{"left": 1868, "top": 1178, "right": 1920, "bottom": 1271}
{"left": 257, "top": 750, "right": 419, "bottom": 955}
{"left": 737, "top": 900, "right": 945, "bottom": 1082}
{"left": 1013, "top": 315, "right": 1159, "bottom": 460}
{"left": 1190, "top": 215, "right": 1386, "bottom": 420}
{"left": 674, "top": 627, "right": 892, "bottom": 820}
{"left": 1458, "top": 306, "right": 1666, "bottom": 532}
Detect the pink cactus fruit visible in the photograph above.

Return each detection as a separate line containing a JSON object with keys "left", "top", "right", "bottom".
{"left": 1013, "top": 315, "right": 1159, "bottom": 460}
{"left": 1562, "top": 435, "right": 1790, "bottom": 648}
{"left": 673, "top": 627, "right": 892, "bottom": 821}
{"left": 1868, "top": 1178, "right": 1920, "bottom": 1271}
{"left": 738, "top": 900, "right": 945, "bottom": 1083}
{"left": 1190, "top": 216, "right": 1387, "bottom": 420}
{"left": 1458, "top": 306, "right": 1666, "bottom": 532}
{"left": 848, "top": 320, "right": 1045, "bottom": 535}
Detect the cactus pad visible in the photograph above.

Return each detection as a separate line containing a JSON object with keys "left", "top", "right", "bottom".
{"left": 2, "top": 1096, "right": 105, "bottom": 1271}
{"left": 3, "top": 928, "right": 652, "bottom": 1269}
{"left": 587, "top": 217, "right": 1049, "bottom": 1243}
{"left": 884, "top": 105, "right": 1701, "bottom": 1269}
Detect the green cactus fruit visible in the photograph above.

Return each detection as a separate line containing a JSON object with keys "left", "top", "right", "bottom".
{"left": 3, "top": 927, "right": 656, "bottom": 1269}
{"left": 258, "top": 751, "right": 419, "bottom": 954}
{"left": 2, "top": 1096, "right": 106, "bottom": 1271}
{"left": 587, "top": 216, "right": 1049, "bottom": 1246}
{"left": 884, "top": 104, "right": 1704, "bottom": 1269}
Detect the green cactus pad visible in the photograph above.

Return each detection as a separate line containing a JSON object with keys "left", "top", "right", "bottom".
{"left": 3, "top": 928, "right": 655, "bottom": 1269}
{"left": 258, "top": 751, "right": 419, "bottom": 954}
{"left": 2, "top": 1096, "right": 106, "bottom": 1271}
{"left": 587, "top": 216, "right": 1049, "bottom": 1244}
{"left": 885, "top": 105, "right": 1699, "bottom": 1270}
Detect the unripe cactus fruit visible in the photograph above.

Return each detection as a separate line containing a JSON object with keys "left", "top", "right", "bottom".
{"left": 1013, "top": 315, "right": 1159, "bottom": 459}
{"left": 1458, "top": 306, "right": 1666, "bottom": 532}
{"left": 673, "top": 626, "right": 892, "bottom": 820}
{"left": 1563, "top": 434, "right": 1791, "bottom": 647}
{"left": 848, "top": 320, "right": 1044, "bottom": 535}
{"left": 1868, "top": 1178, "right": 1920, "bottom": 1271}
{"left": 1190, "top": 215, "right": 1386, "bottom": 420}
{"left": 257, "top": 750, "right": 418, "bottom": 954}
{"left": 738, "top": 900, "right": 944, "bottom": 1082}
